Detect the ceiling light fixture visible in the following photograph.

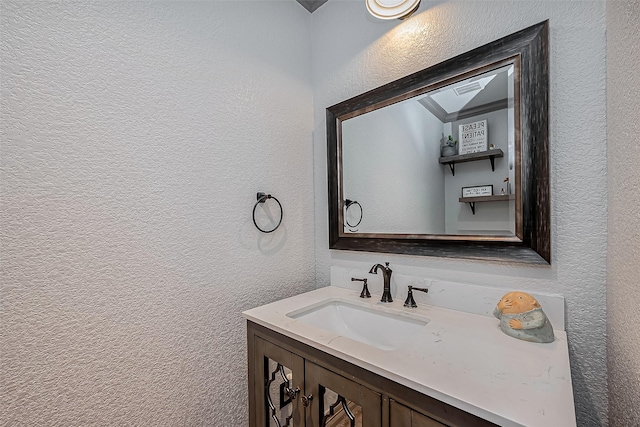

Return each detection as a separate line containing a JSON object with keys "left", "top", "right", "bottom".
{"left": 366, "top": 0, "right": 421, "bottom": 20}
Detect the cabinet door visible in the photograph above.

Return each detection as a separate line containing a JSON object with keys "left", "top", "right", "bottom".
{"left": 389, "top": 400, "right": 447, "bottom": 427}
{"left": 305, "top": 361, "right": 381, "bottom": 427}
{"left": 254, "top": 337, "right": 305, "bottom": 427}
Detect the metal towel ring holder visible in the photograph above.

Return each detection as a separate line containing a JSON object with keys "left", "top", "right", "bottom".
{"left": 344, "top": 199, "right": 363, "bottom": 228}
{"left": 253, "top": 192, "right": 283, "bottom": 233}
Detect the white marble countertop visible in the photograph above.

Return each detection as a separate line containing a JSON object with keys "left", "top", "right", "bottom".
{"left": 243, "top": 286, "right": 576, "bottom": 427}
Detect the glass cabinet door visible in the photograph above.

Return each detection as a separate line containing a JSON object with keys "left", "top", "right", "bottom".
{"left": 254, "top": 337, "right": 305, "bottom": 427}
{"left": 304, "top": 361, "right": 381, "bottom": 427}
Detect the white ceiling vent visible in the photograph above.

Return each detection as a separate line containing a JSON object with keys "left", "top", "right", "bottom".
{"left": 454, "top": 81, "right": 483, "bottom": 96}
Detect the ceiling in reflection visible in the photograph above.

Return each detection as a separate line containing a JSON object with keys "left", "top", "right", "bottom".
{"left": 416, "top": 66, "right": 512, "bottom": 123}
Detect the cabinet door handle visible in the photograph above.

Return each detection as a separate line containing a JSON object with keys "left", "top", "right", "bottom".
{"left": 284, "top": 386, "right": 300, "bottom": 400}
{"left": 301, "top": 394, "right": 313, "bottom": 407}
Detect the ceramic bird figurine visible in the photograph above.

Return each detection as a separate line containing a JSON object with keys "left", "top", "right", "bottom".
{"left": 493, "top": 291, "right": 554, "bottom": 343}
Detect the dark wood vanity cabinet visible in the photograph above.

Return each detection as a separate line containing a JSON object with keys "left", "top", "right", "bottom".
{"left": 390, "top": 400, "right": 447, "bottom": 427}
{"left": 247, "top": 321, "right": 495, "bottom": 427}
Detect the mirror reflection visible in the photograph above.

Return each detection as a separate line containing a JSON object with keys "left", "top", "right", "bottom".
{"left": 328, "top": 21, "right": 550, "bottom": 263}
{"left": 341, "top": 63, "right": 516, "bottom": 237}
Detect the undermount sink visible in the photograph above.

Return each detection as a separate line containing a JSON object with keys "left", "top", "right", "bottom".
{"left": 287, "top": 299, "right": 429, "bottom": 351}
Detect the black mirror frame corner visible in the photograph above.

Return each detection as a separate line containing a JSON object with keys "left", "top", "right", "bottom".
{"left": 326, "top": 20, "right": 550, "bottom": 264}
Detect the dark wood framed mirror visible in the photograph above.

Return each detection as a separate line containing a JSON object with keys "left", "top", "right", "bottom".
{"left": 326, "top": 21, "right": 550, "bottom": 264}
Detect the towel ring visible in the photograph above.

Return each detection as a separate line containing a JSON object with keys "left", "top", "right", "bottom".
{"left": 345, "top": 199, "right": 363, "bottom": 228}
{"left": 253, "top": 192, "right": 283, "bottom": 233}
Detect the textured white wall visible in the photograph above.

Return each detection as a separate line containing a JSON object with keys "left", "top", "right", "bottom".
{"left": 311, "top": 1, "right": 607, "bottom": 425}
{"left": 0, "top": 2, "right": 313, "bottom": 425}
{"left": 606, "top": 0, "right": 640, "bottom": 425}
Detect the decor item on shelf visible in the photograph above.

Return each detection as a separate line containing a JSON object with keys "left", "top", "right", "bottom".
{"left": 366, "top": 0, "right": 421, "bottom": 20}
{"left": 504, "top": 177, "right": 511, "bottom": 195}
{"left": 493, "top": 291, "right": 554, "bottom": 343}
{"left": 441, "top": 135, "right": 457, "bottom": 157}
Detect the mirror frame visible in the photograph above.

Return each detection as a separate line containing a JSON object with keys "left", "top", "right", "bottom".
{"left": 326, "top": 21, "right": 550, "bottom": 264}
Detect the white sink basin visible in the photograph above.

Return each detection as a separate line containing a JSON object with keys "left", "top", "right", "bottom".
{"left": 287, "top": 299, "right": 429, "bottom": 351}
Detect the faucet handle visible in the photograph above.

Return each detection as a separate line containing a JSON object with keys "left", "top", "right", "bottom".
{"left": 351, "top": 277, "right": 371, "bottom": 298}
{"left": 404, "top": 285, "right": 429, "bottom": 308}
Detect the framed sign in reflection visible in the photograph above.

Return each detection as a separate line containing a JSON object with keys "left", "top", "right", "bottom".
{"left": 459, "top": 120, "right": 488, "bottom": 155}
{"left": 462, "top": 185, "right": 493, "bottom": 198}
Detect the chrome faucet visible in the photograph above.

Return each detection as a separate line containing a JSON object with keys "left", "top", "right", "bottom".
{"left": 369, "top": 262, "right": 393, "bottom": 303}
